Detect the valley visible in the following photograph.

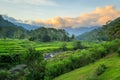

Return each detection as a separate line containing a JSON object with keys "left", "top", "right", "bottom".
{"left": 0, "top": 1, "right": 120, "bottom": 79}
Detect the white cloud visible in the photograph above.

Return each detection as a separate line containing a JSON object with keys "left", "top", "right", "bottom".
{"left": 31, "top": 5, "right": 120, "bottom": 28}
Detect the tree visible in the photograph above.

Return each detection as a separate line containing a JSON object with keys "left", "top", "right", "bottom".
{"left": 26, "top": 47, "right": 46, "bottom": 80}
{"left": 0, "top": 70, "right": 10, "bottom": 80}
{"left": 42, "top": 34, "right": 51, "bottom": 42}
{"left": 29, "top": 36, "right": 36, "bottom": 41}
{"left": 73, "top": 41, "right": 83, "bottom": 50}
{"left": 71, "top": 34, "right": 75, "bottom": 40}
{"left": 60, "top": 43, "right": 67, "bottom": 51}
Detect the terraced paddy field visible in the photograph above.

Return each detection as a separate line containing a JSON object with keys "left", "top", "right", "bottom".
{"left": 0, "top": 39, "right": 74, "bottom": 54}
{"left": 0, "top": 39, "right": 27, "bottom": 54}
{"left": 0, "top": 39, "right": 97, "bottom": 54}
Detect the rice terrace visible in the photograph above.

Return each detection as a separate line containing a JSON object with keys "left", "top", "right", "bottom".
{"left": 0, "top": 0, "right": 120, "bottom": 80}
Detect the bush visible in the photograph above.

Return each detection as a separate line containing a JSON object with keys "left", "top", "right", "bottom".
{"left": 95, "top": 64, "right": 107, "bottom": 76}
{"left": 29, "top": 37, "right": 36, "bottom": 41}
{"left": 25, "top": 47, "right": 46, "bottom": 80}
{"left": 60, "top": 43, "right": 67, "bottom": 51}
{"left": 0, "top": 70, "right": 10, "bottom": 80}
{"left": 117, "top": 48, "right": 120, "bottom": 56}
{"left": 0, "top": 53, "right": 23, "bottom": 63}
{"left": 73, "top": 41, "right": 83, "bottom": 50}
{"left": 44, "top": 39, "right": 119, "bottom": 80}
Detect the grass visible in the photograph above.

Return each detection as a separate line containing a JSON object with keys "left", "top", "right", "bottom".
{"left": 54, "top": 53, "right": 120, "bottom": 80}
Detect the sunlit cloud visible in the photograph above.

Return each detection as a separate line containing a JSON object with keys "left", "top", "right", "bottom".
{"left": 31, "top": 5, "right": 120, "bottom": 28}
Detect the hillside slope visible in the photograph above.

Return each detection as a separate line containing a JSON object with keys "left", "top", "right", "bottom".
{"left": 54, "top": 53, "right": 120, "bottom": 80}
{"left": 77, "top": 17, "right": 120, "bottom": 41}
{"left": 0, "top": 15, "right": 28, "bottom": 39}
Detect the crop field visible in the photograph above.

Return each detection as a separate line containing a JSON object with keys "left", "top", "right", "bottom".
{"left": 0, "top": 39, "right": 77, "bottom": 54}
{"left": 0, "top": 39, "right": 97, "bottom": 54}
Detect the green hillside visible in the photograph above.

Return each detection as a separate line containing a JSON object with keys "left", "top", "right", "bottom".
{"left": 77, "top": 17, "right": 120, "bottom": 41}
{"left": 54, "top": 53, "right": 120, "bottom": 80}
{"left": 0, "top": 15, "right": 72, "bottom": 42}
{"left": 0, "top": 15, "right": 28, "bottom": 39}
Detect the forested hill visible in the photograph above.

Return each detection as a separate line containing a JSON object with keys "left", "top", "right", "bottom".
{"left": 0, "top": 15, "right": 72, "bottom": 41}
{"left": 0, "top": 15, "right": 28, "bottom": 39}
{"left": 0, "top": 15, "right": 18, "bottom": 27}
{"left": 29, "top": 27, "right": 71, "bottom": 42}
{"left": 77, "top": 17, "right": 120, "bottom": 41}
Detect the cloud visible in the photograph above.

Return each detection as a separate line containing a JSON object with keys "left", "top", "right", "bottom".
{"left": 31, "top": 5, "right": 120, "bottom": 28}
{"left": 2, "top": 0, "right": 58, "bottom": 6}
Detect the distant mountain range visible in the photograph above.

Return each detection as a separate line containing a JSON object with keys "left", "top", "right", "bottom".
{"left": 77, "top": 17, "right": 120, "bottom": 41}
{"left": 64, "top": 27, "right": 98, "bottom": 36}
{"left": 0, "top": 15, "right": 28, "bottom": 39}
{"left": 2, "top": 15, "right": 39, "bottom": 30}
{"left": 1, "top": 15, "right": 120, "bottom": 41}
{"left": 2, "top": 15, "right": 99, "bottom": 35}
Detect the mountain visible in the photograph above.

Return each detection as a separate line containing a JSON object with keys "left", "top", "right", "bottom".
{"left": 2, "top": 15, "right": 100, "bottom": 35}
{"left": 0, "top": 15, "right": 28, "bottom": 39}
{"left": 64, "top": 27, "right": 98, "bottom": 36}
{"left": 77, "top": 17, "right": 120, "bottom": 41}
{"left": 2, "top": 15, "right": 39, "bottom": 30}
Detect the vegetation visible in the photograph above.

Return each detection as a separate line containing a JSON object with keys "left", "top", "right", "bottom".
{"left": 0, "top": 15, "right": 120, "bottom": 80}
{"left": 30, "top": 27, "right": 71, "bottom": 42}
{"left": 0, "top": 39, "right": 75, "bottom": 54}
{"left": 44, "top": 39, "right": 120, "bottom": 80}
{"left": 77, "top": 17, "right": 120, "bottom": 41}
{"left": 0, "top": 15, "right": 72, "bottom": 42}
{"left": 73, "top": 41, "right": 83, "bottom": 50}
{"left": 95, "top": 64, "right": 107, "bottom": 76}
{"left": 54, "top": 53, "right": 120, "bottom": 80}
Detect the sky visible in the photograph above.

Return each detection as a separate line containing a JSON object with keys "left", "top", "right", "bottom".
{"left": 0, "top": 0, "right": 120, "bottom": 28}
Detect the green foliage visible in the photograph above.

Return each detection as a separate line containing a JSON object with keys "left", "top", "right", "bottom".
{"left": 29, "top": 36, "right": 36, "bottom": 41}
{"left": 30, "top": 27, "right": 71, "bottom": 42}
{"left": 73, "top": 41, "right": 83, "bottom": 50}
{"left": 54, "top": 53, "right": 120, "bottom": 80}
{"left": 0, "top": 15, "right": 28, "bottom": 39}
{"left": 45, "top": 39, "right": 120, "bottom": 80}
{"left": 60, "top": 43, "right": 67, "bottom": 51}
{"left": 117, "top": 48, "right": 120, "bottom": 56}
{"left": 42, "top": 34, "right": 51, "bottom": 42}
{"left": 0, "top": 70, "right": 10, "bottom": 80}
{"left": 25, "top": 47, "right": 46, "bottom": 80}
{"left": 77, "top": 17, "right": 120, "bottom": 41}
{"left": 95, "top": 64, "right": 107, "bottom": 76}
{"left": 0, "top": 15, "right": 71, "bottom": 42}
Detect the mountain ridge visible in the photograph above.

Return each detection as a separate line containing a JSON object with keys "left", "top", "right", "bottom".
{"left": 77, "top": 17, "right": 120, "bottom": 41}
{"left": 2, "top": 15, "right": 100, "bottom": 35}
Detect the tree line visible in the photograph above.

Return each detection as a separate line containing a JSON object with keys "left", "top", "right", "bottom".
{"left": 0, "top": 15, "right": 74, "bottom": 42}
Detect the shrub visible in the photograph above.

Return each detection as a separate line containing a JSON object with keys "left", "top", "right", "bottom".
{"left": 60, "top": 43, "right": 67, "bottom": 51}
{"left": 25, "top": 47, "right": 46, "bottom": 80}
{"left": 44, "top": 39, "right": 119, "bottom": 80}
{"left": 29, "top": 37, "right": 36, "bottom": 41}
{"left": 117, "top": 48, "right": 120, "bottom": 56}
{"left": 73, "top": 41, "right": 83, "bottom": 50}
{"left": 0, "top": 70, "right": 10, "bottom": 80}
{"left": 95, "top": 64, "right": 107, "bottom": 76}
